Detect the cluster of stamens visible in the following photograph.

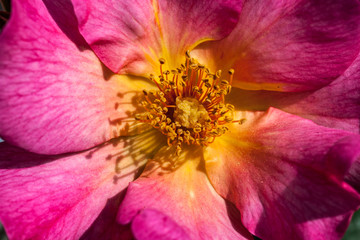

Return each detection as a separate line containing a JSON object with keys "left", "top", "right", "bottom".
{"left": 135, "top": 51, "right": 238, "bottom": 156}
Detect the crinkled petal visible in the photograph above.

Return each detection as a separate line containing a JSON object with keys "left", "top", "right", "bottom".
{"left": 204, "top": 108, "right": 360, "bottom": 240}
{"left": 0, "top": 145, "right": 130, "bottom": 239}
{"left": 280, "top": 51, "right": 360, "bottom": 132}
{"left": 71, "top": 0, "right": 243, "bottom": 75}
{"left": 0, "top": 130, "right": 163, "bottom": 240}
{"left": 117, "top": 146, "right": 253, "bottom": 240}
{"left": 0, "top": 0, "right": 154, "bottom": 154}
{"left": 192, "top": 0, "right": 360, "bottom": 92}
{"left": 226, "top": 50, "right": 360, "bottom": 133}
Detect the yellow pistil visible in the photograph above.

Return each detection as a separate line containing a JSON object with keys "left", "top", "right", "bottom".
{"left": 173, "top": 97, "right": 210, "bottom": 129}
{"left": 135, "top": 51, "right": 237, "bottom": 156}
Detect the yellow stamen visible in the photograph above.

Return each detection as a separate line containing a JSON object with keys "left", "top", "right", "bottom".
{"left": 136, "top": 51, "right": 239, "bottom": 154}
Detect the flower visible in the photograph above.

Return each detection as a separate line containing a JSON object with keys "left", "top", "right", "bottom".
{"left": 1, "top": 0, "right": 360, "bottom": 240}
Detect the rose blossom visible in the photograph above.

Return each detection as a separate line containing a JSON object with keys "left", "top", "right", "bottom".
{"left": 1, "top": 0, "right": 360, "bottom": 240}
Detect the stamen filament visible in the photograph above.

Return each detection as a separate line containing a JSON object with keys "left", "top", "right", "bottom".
{"left": 136, "top": 51, "right": 240, "bottom": 155}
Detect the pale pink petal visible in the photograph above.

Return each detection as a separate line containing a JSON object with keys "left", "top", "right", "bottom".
{"left": 117, "top": 146, "right": 253, "bottom": 240}
{"left": 225, "top": 51, "right": 360, "bottom": 133}
{"left": 193, "top": 0, "right": 360, "bottom": 92}
{"left": 0, "top": 0, "right": 153, "bottom": 154}
{"left": 71, "top": 0, "right": 243, "bottom": 75}
{"left": 0, "top": 130, "right": 163, "bottom": 240}
{"left": 205, "top": 108, "right": 360, "bottom": 240}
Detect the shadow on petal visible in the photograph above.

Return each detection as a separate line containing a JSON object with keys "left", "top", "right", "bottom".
{"left": 43, "top": 0, "right": 89, "bottom": 50}
{"left": 80, "top": 189, "right": 133, "bottom": 240}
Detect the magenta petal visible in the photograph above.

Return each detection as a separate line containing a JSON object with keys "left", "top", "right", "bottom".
{"left": 0, "top": 141, "right": 141, "bottom": 240}
{"left": 341, "top": 135, "right": 360, "bottom": 192}
{"left": 227, "top": 49, "right": 360, "bottom": 133}
{"left": 326, "top": 135, "right": 360, "bottom": 178}
{"left": 193, "top": 0, "right": 360, "bottom": 92}
{"left": 205, "top": 108, "right": 360, "bottom": 240}
{"left": 79, "top": 191, "right": 133, "bottom": 240}
{"left": 280, "top": 51, "right": 360, "bottom": 132}
{"left": 0, "top": 0, "right": 138, "bottom": 154}
{"left": 71, "top": 0, "right": 243, "bottom": 74}
{"left": 131, "top": 209, "right": 190, "bottom": 240}
{"left": 117, "top": 147, "right": 253, "bottom": 240}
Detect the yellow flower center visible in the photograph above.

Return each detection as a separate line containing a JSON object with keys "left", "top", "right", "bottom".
{"left": 173, "top": 97, "right": 210, "bottom": 129}
{"left": 135, "top": 51, "right": 237, "bottom": 156}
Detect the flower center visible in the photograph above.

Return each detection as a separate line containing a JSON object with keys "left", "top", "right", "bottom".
{"left": 135, "top": 51, "right": 237, "bottom": 156}
{"left": 173, "top": 97, "right": 210, "bottom": 129}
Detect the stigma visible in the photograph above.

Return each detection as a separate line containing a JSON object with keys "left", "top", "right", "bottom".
{"left": 135, "top": 51, "right": 236, "bottom": 156}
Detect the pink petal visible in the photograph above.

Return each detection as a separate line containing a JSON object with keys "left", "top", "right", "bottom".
{"left": 280, "top": 52, "right": 360, "bottom": 132}
{"left": 79, "top": 191, "right": 133, "bottom": 240}
{"left": 131, "top": 209, "right": 191, "bottom": 240}
{"left": 341, "top": 135, "right": 360, "bottom": 192}
{"left": 205, "top": 108, "right": 360, "bottom": 240}
{"left": 193, "top": 0, "right": 360, "bottom": 92}
{"left": 71, "top": 0, "right": 243, "bottom": 74}
{"left": 0, "top": 0, "right": 151, "bottom": 154}
{"left": 0, "top": 129, "right": 162, "bottom": 240}
{"left": 225, "top": 50, "right": 360, "bottom": 133}
{"left": 117, "top": 146, "right": 253, "bottom": 240}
